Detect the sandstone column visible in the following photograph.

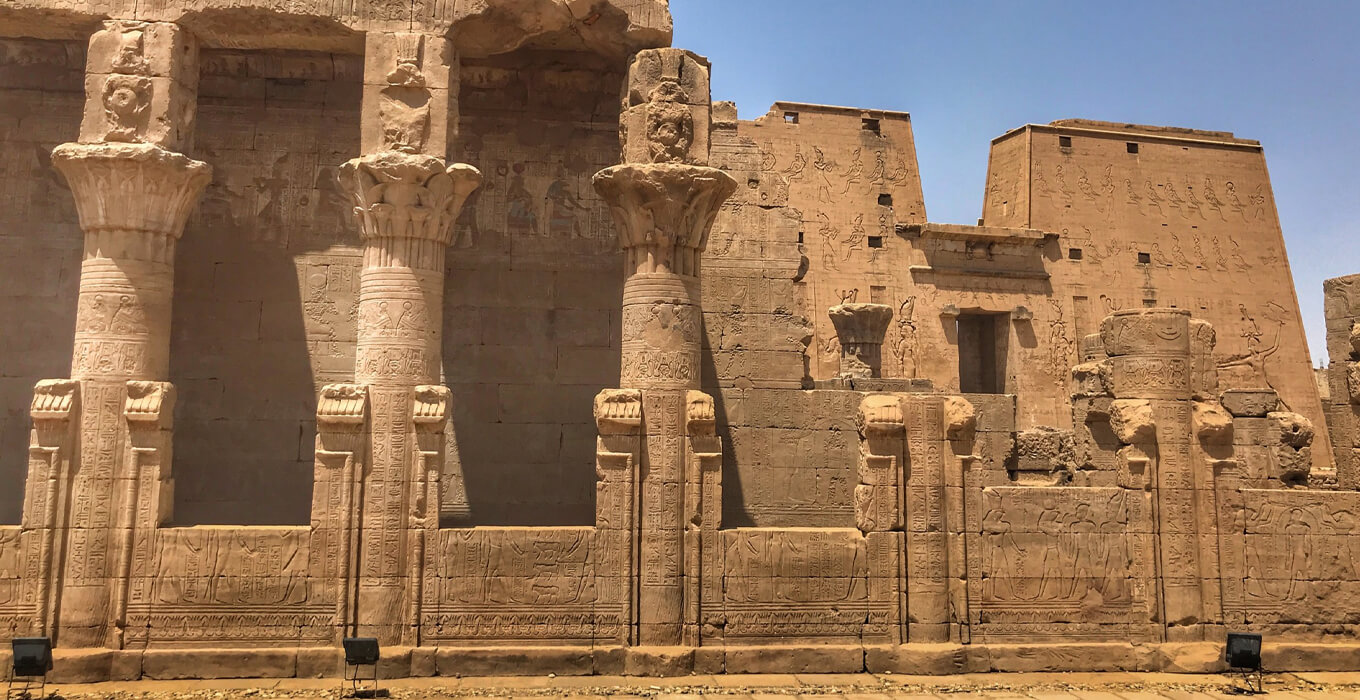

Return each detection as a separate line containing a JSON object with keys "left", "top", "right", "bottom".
{"left": 593, "top": 48, "right": 735, "bottom": 645}
{"left": 334, "top": 31, "right": 480, "bottom": 645}
{"left": 40, "top": 20, "right": 209, "bottom": 648}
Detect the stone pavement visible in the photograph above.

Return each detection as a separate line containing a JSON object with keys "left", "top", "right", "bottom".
{"left": 24, "top": 673, "right": 1360, "bottom": 700}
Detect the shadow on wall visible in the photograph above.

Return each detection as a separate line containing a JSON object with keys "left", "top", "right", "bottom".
{"left": 705, "top": 346, "right": 752, "bottom": 528}
{"left": 437, "top": 49, "right": 626, "bottom": 528}
{"left": 0, "top": 38, "right": 86, "bottom": 524}
{"left": 168, "top": 49, "right": 363, "bottom": 526}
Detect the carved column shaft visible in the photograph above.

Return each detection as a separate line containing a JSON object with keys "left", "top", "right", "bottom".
{"left": 593, "top": 48, "right": 734, "bottom": 646}
{"left": 1101, "top": 309, "right": 1219, "bottom": 640}
{"left": 338, "top": 31, "right": 480, "bottom": 645}
{"left": 40, "top": 19, "right": 208, "bottom": 648}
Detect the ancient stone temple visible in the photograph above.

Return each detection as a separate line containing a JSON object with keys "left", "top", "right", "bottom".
{"left": 1, "top": 0, "right": 1358, "bottom": 681}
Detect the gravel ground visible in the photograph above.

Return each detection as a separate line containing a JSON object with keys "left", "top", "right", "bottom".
{"left": 19, "top": 672, "right": 1360, "bottom": 700}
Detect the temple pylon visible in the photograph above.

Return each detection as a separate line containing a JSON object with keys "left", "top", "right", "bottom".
{"left": 593, "top": 48, "right": 736, "bottom": 646}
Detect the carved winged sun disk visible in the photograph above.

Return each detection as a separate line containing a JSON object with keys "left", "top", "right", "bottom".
{"left": 339, "top": 152, "right": 482, "bottom": 246}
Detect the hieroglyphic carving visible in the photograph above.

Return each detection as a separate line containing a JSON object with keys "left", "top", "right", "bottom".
{"left": 904, "top": 395, "right": 949, "bottom": 641}
{"left": 719, "top": 529, "right": 868, "bottom": 641}
{"left": 1223, "top": 491, "right": 1360, "bottom": 625}
{"left": 426, "top": 528, "right": 599, "bottom": 642}
{"left": 968, "top": 487, "right": 1149, "bottom": 640}
{"left": 685, "top": 390, "right": 722, "bottom": 645}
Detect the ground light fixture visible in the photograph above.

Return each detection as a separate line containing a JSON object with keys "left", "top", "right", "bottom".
{"left": 1226, "top": 632, "right": 1264, "bottom": 694}
{"left": 342, "top": 637, "right": 381, "bottom": 697}
{"left": 7, "top": 637, "right": 53, "bottom": 700}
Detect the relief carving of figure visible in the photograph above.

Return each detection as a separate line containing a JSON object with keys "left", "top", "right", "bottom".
{"left": 111, "top": 23, "right": 148, "bottom": 75}
{"left": 816, "top": 211, "right": 840, "bottom": 271}
{"left": 101, "top": 74, "right": 151, "bottom": 142}
{"left": 646, "top": 81, "right": 693, "bottom": 164}
{"left": 843, "top": 214, "right": 865, "bottom": 260}
{"left": 812, "top": 146, "right": 838, "bottom": 202}
{"left": 1218, "top": 305, "right": 1286, "bottom": 398}
{"left": 892, "top": 296, "right": 918, "bottom": 379}
{"left": 505, "top": 164, "right": 539, "bottom": 235}
{"left": 379, "top": 35, "right": 432, "bottom": 154}
{"left": 841, "top": 148, "right": 863, "bottom": 194}
{"left": 782, "top": 144, "right": 807, "bottom": 181}
{"left": 544, "top": 167, "right": 586, "bottom": 237}
{"left": 108, "top": 294, "right": 148, "bottom": 334}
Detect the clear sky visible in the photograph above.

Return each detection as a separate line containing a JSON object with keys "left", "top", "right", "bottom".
{"left": 672, "top": 0, "right": 1359, "bottom": 366}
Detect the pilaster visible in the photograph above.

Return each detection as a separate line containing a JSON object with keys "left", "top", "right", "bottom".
{"left": 856, "top": 395, "right": 905, "bottom": 646}
{"left": 592, "top": 47, "right": 735, "bottom": 647}
{"left": 594, "top": 389, "right": 644, "bottom": 646}
{"left": 310, "top": 384, "right": 369, "bottom": 644}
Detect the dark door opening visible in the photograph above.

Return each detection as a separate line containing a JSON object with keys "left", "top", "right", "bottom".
{"left": 957, "top": 313, "right": 1007, "bottom": 394}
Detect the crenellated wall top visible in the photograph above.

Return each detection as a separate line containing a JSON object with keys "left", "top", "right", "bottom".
{"left": 0, "top": 0, "right": 672, "bottom": 57}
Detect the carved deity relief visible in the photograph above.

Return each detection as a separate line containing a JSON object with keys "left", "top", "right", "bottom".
{"left": 645, "top": 82, "right": 694, "bottom": 164}
{"left": 975, "top": 489, "right": 1136, "bottom": 620}
{"left": 95, "top": 22, "right": 156, "bottom": 144}
{"left": 101, "top": 75, "right": 151, "bottom": 143}
{"left": 379, "top": 35, "right": 432, "bottom": 155}
{"left": 890, "top": 296, "right": 919, "bottom": 379}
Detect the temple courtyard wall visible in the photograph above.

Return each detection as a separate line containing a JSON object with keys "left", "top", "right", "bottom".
{"left": 1, "top": 0, "right": 1360, "bottom": 680}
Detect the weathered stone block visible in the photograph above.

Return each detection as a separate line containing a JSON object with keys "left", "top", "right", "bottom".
{"left": 1221, "top": 388, "right": 1280, "bottom": 417}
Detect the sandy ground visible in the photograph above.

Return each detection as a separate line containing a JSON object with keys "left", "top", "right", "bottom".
{"left": 11, "top": 672, "right": 1360, "bottom": 700}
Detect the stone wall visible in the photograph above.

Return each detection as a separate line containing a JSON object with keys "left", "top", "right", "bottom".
{"left": 0, "top": 38, "right": 85, "bottom": 525}
{"left": 1324, "top": 274, "right": 1360, "bottom": 487}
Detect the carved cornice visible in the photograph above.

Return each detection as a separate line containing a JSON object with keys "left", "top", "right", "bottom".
{"left": 31, "top": 380, "right": 80, "bottom": 422}
{"left": 52, "top": 142, "right": 211, "bottom": 249}
{"left": 318, "top": 384, "right": 369, "bottom": 426}
{"left": 595, "top": 389, "right": 643, "bottom": 435}
{"left": 338, "top": 152, "right": 482, "bottom": 247}
{"left": 685, "top": 390, "right": 715, "bottom": 437}
{"left": 592, "top": 163, "right": 736, "bottom": 276}
{"left": 858, "top": 394, "right": 905, "bottom": 437}
{"left": 413, "top": 385, "right": 451, "bottom": 426}
{"left": 124, "top": 381, "right": 175, "bottom": 427}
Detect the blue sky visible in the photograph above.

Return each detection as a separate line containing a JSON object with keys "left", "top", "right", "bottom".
{"left": 672, "top": 1, "right": 1360, "bottom": 365}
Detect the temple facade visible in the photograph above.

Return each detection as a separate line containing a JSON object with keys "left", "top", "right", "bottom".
{"left": 1, "top": 0, "right": 1358, "bottom": 680}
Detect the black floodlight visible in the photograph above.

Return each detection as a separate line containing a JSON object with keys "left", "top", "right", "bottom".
{"left": 342, "top": 637, "right": 380, "bottom": 698}
{"left": 7, "top": 637, "right": 53, "bottom": 700}
{"left": 343, "top": 637, "right": 379, "bottom": 666}
{"left": 1226, "top": 632, "right": 1264, "bottom": 694}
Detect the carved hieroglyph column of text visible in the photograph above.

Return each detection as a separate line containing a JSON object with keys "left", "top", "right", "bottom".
{"left": 336, "top": 31, "right": 480, "bottom": 645}
{"left": 593, "top": 48, "right": 735, "bottom": 645}
{"left": 45, "top": 20, "right": 209, "bottom": 648}
{"left": 1101, "top": 309, "right": 1218, "bottom": 640}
